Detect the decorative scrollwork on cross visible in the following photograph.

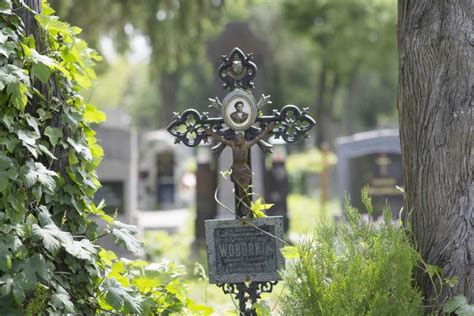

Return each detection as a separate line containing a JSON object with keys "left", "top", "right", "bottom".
{"left": 167, "top": 109, "right": 224, "bottom": 147}
{"left": 258, "top": 105, "right": 316, "bottom": 143}
{"left": 167, "top": 105, "right": 315, "bottom": 150}
{"left": 218, "top": 47, "right": 257, "bottom": 90}
{"left": 217, "top": 281, "right": 278, "bottom": 316}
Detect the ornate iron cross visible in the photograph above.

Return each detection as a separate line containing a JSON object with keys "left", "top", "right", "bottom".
{"left": 167, "top": 47, "right": 315, "bottom": 315}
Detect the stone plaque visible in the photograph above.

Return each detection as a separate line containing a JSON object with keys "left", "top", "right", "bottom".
{"left": 205, "top": 216, "right": 285, "bottom": 284}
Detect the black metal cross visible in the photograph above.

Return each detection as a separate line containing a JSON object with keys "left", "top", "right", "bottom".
{"left": 167, "top": 47, "right": 315, "bottom": 315}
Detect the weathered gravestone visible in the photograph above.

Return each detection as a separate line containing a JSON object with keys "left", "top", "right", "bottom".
{"left": 137, "top": 130, "right": 192, "bottom": 211}
{"left": 167, "top": 47, "right": 315, "bottom": 315}
{"left": 94, "top": 108, "right": 137, "bottom": 223}
{"left": 336, "top": 129, "right": 404, "bottom": 218}
{"left": 94, "top": 109, "right": 138, "bottom": 257}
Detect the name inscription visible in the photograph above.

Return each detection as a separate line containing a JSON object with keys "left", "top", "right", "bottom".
{"left": 205, "top": 217, "right": 284, "bottom": 284}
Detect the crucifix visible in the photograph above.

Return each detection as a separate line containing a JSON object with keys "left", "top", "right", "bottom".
{"left": 167, "top": 47, "right": 315, "bottom": 315}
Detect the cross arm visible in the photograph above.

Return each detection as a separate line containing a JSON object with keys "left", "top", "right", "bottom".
{"left": 167, "top": 109, "right": 225, "bottom": 147}
{"left": 255, "top": 105, "right": 316, "bottom": 143}
{"left": 247, "top": 122, "right": 275, "bottom": 147}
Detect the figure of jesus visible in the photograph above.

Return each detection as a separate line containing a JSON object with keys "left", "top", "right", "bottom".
{"left": 205, "top": 123, "right": 275, "bottom": 216}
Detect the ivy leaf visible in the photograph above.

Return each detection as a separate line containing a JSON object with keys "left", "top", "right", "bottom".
{"left": 17, "top": 129, "right": 39, "bottom": 146}
{"left": 426, "top": 264, "right": 442, "bottom": 279}
{"left": 34, "top": 14, "right": 70, "bottom": 35}
{"left": 0, "top": 1, "right": 12, "bottom": 15}
{"left": 112, "top": 221, "right": 144, "bottom": 256}
{"left": 445, "top": 276, "right": 458, "bottom": 288}
{"left": 67, "top": 137, "right": 92, "bottom": 162}
{"left": 0, "top": 276, "right": 14, "bottom": 297}
{"left": 23, "top": 254, "right": 50, "bottom": 284}
{"left": 0, "top": 153, "right": 16, "bottom": 193}
{"left": 7, "top": 82, "right": 28, "bottom": 110}
{"left": 99, "top": 249, "right": 117, "bottom": 266}
{"left": 443, "top": 295, "right": 468, "bottom": 313}
{"left": 0, "top": 64, "right": 29, "bottom": 90}
{"left": 25, "top": 115, "right": 40, "bottom": 135}
{"left": 32, "top": 223, "right": 72, "bottom": 254}
{"left": 108, "top": 261, "right": 130, "bottom": 287}
{"left": 31, "top": 63, "right": 51, "bottom": 83}
{"left": 84, "top": 103, "right": 106, "bottom": 123}
{"left": 51, "top": 286, "right": 75, "bottom": 313}
{"left": 44, "top": 126, "right": 62, "bottom": 146}
{"left": 102, "top": 278, "right": 141, "bottom": 314}
{"left": 62, "top": 239, "right": 96, "bottom": 261}
{"left": 458, "top": 304, "right": 474, "bottom": 316}
{"left": 7, "top": 192, "right": 28, "bottom": 225}
{"left": 21, "top": 161, "right": 57, "bottom": 193}
{"left": 132, "top": 276, "right": 160, "bottom": 293}
{"left": 250, "top": 198, "right": 273, "bottom": 218}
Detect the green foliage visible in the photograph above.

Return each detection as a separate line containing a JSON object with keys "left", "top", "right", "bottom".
{"left": 97, "top": 249, "right": 213, "bottom": 315}
{"left": 286, "top": 148, "right": 337, "bottom": 174}
{"left": 250, "top": 198, "right": 273, "bottom": 218}
{"left": 280, "top": 190, "right": 423, "bottom": 315}
{"left": 0, "top": 1, "right": 209, "bottom": 314}
{"left": 443, "top": 295, "right": 474, "bottom": 316}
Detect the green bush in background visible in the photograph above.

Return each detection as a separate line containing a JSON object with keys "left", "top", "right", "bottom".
{"left": 280, "top": 190, "right": 422, "bottom": 315}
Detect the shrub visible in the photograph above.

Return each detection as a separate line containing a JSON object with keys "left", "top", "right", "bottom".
{"left": 280, "top": 190, "right": 423, "bottom": 315}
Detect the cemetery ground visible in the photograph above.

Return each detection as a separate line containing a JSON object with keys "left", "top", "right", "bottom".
{"left": 142, "top": 194, "right": 340, "bottom": 314}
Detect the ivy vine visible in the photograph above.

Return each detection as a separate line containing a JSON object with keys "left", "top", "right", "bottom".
{"left": 0, "top": 0, "right": 210, "bottom": 314}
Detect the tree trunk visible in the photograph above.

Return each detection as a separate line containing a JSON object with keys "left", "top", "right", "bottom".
{"left": 397, "top": 0, "right": 473, "bottom": 308}
{"left": 315, "top": 68, "right": 327, "bottom": 146}
{"left": 158, "top": 71, "right": 179, "bottom": 128}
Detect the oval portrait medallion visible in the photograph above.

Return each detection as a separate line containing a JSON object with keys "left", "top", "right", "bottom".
{"left": 222, "top": 89, "right": 257, "bottom": 131}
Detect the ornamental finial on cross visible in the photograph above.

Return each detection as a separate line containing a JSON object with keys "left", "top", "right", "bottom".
{"left": 167, "top": 47, "right": 315, "bottom": 217}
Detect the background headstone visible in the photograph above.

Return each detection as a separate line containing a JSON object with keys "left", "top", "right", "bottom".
{"left": 336, "top": 129, "right": 404, "bottom": 217}
{"left": 94, "top": 108, "right": 138, "bottom": 257}
{"left": 137, "top": 130, "right": 193, "bottom": 211}
{"left": 264, "top": 138, "right": 289, "bottom": 232}
{"left": 193, "top": 145, "right": 218, "bottom": 248}
{"left": 95, "top": 108, "right": 137, "bottom": 224}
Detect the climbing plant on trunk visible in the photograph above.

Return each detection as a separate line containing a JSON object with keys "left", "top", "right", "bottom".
{"left": 0, "top": 1, "right": 211, "bottom": 314}
{"left": 397, "top": 0, "right": 473, "bottom": 310}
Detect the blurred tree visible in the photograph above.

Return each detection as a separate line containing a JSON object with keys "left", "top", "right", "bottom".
{"left": 50, "top": 0, "right": 223, "bottom": 128}
{"left": 282, "top": 0, "right": 397, "bottom": 144}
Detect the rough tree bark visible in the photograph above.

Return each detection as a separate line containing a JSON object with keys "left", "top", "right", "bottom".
{"left": 397, "top": 0, "right": 473, "bottom": 308}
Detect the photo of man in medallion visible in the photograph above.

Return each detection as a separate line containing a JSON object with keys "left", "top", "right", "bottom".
{"left": 230, "top": 101, "right": 249, "bottom": 124}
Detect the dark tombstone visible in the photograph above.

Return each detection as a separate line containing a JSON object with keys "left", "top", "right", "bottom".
{"left": 265, "top": 158, "right": 289, "bottom": 233}
{"left": 207, "top": 22, "right": 269, "bottom": 218}
{"left": 336, "top": 129, "right": 404, "bottom": 218}
{"left": 194, "top": 146, "right": 218, "bottom": 249}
